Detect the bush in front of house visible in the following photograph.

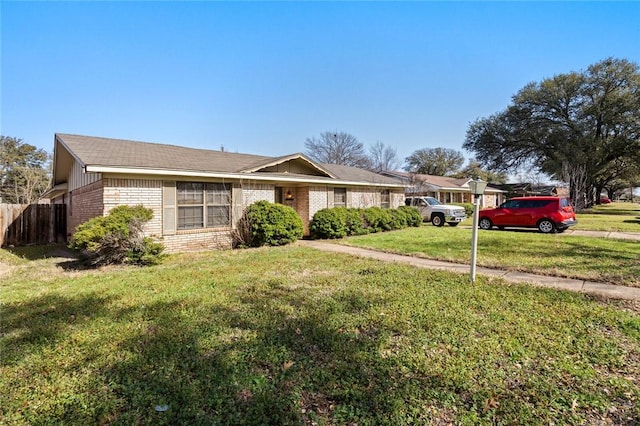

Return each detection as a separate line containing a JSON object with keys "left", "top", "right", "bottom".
{"left": 397, "top": 205, "right": 423, "bottom": 227}
{"left": 244, "top": 200, "right": 304, "bottom": 247}
{"left": 452, "top": 202, "right": 474, "bottom": 217}
{"left": 309, "top": 208, "right": 348, "bottom": 239}
{"left": 361, "top": 207, "right": 393, "bottom": 233}
{"left": 310, "top": 206, "right": 421, "bottom": 239}
{"left": 69, "top": 205, "right": 164, "bottom": 266}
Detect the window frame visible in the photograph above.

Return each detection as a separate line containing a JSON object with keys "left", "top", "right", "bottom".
{"left": 381, "top": 189, "right": 390, "bottom": 209}
{"left": 333, "top": 187, "right": 347, "bottom": 207}
{"left": 176, "top": 182, "right": 231, "bottom": 230}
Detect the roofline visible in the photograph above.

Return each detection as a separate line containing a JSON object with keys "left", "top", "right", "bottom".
{"left": 240, "top": 153, "right": 338, "bottom": 179}
{"left": 85, "top": 165, "right": 406, "bottom": 188}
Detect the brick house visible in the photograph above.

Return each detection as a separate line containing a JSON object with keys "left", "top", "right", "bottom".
{"left": 45, "top": 134, "right": 406, "bottom": 252}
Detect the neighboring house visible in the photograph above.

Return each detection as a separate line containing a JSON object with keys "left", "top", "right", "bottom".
{"left": 44, "top": 134, "right": 406, "bottom": 252}
{"left": 381, "top": 171, "right": 506, "bottom": 208}
{"left": 495, "top": 183, "right": 569, "bottom": 198}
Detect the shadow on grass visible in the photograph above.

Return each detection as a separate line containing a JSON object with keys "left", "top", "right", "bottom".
{"left": 95, "top": 289, "right": 426, "bottom": 425}
{"left": 5, "top": 243, "right": 78, "bottom": 261}
{"left": 622, "top": 217, "right": 640, "bottom": 225}
{"left": 4, "top": 266, "right": 639, "bottom": 425}
{"left": 1, "top": 293, "right": 116, "bottom": 366}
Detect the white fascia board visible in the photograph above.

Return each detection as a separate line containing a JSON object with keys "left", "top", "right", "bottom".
{"left": 85, "top": 166, "right": 406, "bottom": 188}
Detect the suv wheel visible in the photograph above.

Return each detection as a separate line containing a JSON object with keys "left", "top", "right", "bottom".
{"left": 479, "top": 218, "right": 492, "bottom": 230}
{"left": 431, "top": 214, "right": 445, "bottom": 227}
{"left": 538, "top": 219, "right": 556, "bottom": 234}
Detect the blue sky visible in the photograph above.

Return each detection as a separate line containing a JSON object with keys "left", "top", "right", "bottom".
{"left": 2, "top": 1, "right": 639, "bottom": 167}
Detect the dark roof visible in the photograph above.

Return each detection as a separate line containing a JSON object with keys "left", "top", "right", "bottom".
{"left": 54, "top": 133, "right": 403, "bottom": 186}
{"left": 382, "top": 171, "right": 469, "bottom": 188}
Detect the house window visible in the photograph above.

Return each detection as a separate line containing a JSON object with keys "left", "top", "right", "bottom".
{"left": 381, "top": 190, "right": 390, "bottom": 209}
{"left": 334, "top": 187, "right": 346, "bottom": 207}
{"left": 177, "top": 182, "right": 231, "bottom": 230}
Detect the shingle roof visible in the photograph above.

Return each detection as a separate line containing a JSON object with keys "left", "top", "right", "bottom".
{"left": 383, "top": 171, "right": 469, "bottom": 188}
{"left": 56, "top": 133, "right": 273, "bottom": 173}
{"left": 55, "top": 133, "right": 404, "bottom": 186}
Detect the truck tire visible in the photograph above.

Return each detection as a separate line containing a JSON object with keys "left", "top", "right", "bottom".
{"left": 431, "top": 214, "right": 445, "bottom": 227}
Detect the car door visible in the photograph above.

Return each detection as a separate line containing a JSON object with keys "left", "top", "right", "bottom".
{"left": 412, "top": 198, "right": 429, "bottom": 219}
{"left": 492, "top": 200, "right": 520, "bottom": 226}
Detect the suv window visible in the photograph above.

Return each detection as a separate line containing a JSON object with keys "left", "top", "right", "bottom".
{"left": 560, "top": 198, "right": 571, "bottom": 208}
{"left": 502, "top": 200, "right": 521, "bottom": 208}
{"left": 522, "top": 200, "right": 553, "bottom": 208}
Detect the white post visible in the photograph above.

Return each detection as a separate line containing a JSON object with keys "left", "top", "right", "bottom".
{"left": 470, "top": 194, "right": 480, "bottom": 283}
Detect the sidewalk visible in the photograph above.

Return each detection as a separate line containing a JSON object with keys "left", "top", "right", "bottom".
{"left": 298, "top": 240, "right": 640, "bottom": 301}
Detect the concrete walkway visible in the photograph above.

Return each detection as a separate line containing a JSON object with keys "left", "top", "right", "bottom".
{"left": 298, "top": 240, "right": 640, "bottom": 301}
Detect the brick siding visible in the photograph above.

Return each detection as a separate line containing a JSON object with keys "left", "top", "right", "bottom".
{"left": 68, "top": 180, "right": 104, "bottom": 236}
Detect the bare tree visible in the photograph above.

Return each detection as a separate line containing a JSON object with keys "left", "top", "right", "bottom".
{"left": 562, "top": 162, "right": 589, "bottom": 210}
{"left": 368, "top": 141, "right": 401, "bottom": 173}
{"left": 304, "top": 131, "right": 370, "bottom": 168}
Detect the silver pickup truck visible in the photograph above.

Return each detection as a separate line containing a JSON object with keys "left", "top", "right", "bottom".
{"left": 405, "top": 196, "right": 467, "bottom": 227}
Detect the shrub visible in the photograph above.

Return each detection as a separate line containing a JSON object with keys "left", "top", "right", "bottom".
{"left": 69, "top": 205, "right": 164, "bottom": 266}
{"left": 361, "top": 207, "right": 393, "bottom": 233}
{"left": 310, "top": 208, "right": 348, "bottom": 239}
{"left": 397, "top": 206, "right": 423, "bottom": 227}
{"left": 453, "top": 203, "right": 474, "bottom": 217}
{"left": 343, "top": 208, "right": 367, "bottom": 235}
{"left": 244, "top": 201, "right": 304, "bottom": 246}
{"left": 389, "top": 208, "right": 409, "bottom": 229}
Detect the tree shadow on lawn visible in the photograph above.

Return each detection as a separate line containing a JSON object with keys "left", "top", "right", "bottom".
{"left": 622, "top": 216, "right": 640, "bottom": 225}
{"left": 1, "top": 293, "right": 116, "bottom": 366}
{"left": 6, "top": 243, "right": 78, "bottom": 261}
{"left": 96, "top": 288, "right": 443, "bottom": 425}
{"left": 5, "top": 273, "right": 638, "bottom": 424}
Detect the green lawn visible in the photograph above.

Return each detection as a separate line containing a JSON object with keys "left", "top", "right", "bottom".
{"left": 1, "top": 245, "right": 639, "bottom": 425}
{"left": 341, "top": 225, "right": 640, "bottom": 287}
{"left": 576, "top": 202, "right": 640, "bottom": 232}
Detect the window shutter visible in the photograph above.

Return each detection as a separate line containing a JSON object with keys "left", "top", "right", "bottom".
{"left": 346, "top": 189, "right": 352, "bottom": 208}
{"left": 163, "top": 181, "right": 176, "bottom": 235}
{"left": 231, "top": 183, "right": 243, "bottom": 229}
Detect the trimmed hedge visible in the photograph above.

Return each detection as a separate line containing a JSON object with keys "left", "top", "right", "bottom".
{"left": 452, "top": 202, "right": 474, "bottom": 217}
{"left": 69, "top": 205, "right": 164, "bottom": 266}
{"left": 243, "top": 200, "right": 304, "bottom": 247}
{"left": 310, "top": 206, "right": 421, "bottom": 239}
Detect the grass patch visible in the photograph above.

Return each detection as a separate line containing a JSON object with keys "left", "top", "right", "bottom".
{"left": 341, "top": 227, "right": 640, "bottom": 287}
{"left": 576, "top": 202, "right": 640, "bottom": 232}
{"left": 1, "top": 246, "right": 639, "bottom": 425}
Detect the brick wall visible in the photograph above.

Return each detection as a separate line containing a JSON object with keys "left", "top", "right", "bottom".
{"left": 68, "top": 180, "right": 104, "bottom": 236}
{"left": 391, "top": 190, "right": 405, "bottom": 208}
{"left": 160, "top": 229, "right": 233, "bottom": 252}
{"left": 242, "top": 184, "right": 275, "bottom": 205}
{"left": 103, "top": 178, "right": 163, "bottom": 237}
{"left": 308, "top": 186, "right": 329, "bottom": 229}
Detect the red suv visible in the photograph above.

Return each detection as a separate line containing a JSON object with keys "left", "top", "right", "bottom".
{"left": 478, "top": 196, "right": 577, "bottom": 233}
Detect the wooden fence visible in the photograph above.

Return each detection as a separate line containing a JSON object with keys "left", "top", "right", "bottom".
{"left": 0, "top": 204, "right": 67, "bottom": 247}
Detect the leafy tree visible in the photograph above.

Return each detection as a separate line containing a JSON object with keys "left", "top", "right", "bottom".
{"left": 368, "top": 141, "right": 401, "bottom": 172}
{"left": 452, "top": 160, "right": 507, "bottom": 184}
{"left": 404, "top": 147, "right": 465, "bottom": 176}
{"left": 305, "top": 131, "right": 370, "bottom": 168}
{"left": 0, "top": 136, "right": 50, "bottom": 204}
{"left": 464, "top": 58, "right": 640, "bottom": 209}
